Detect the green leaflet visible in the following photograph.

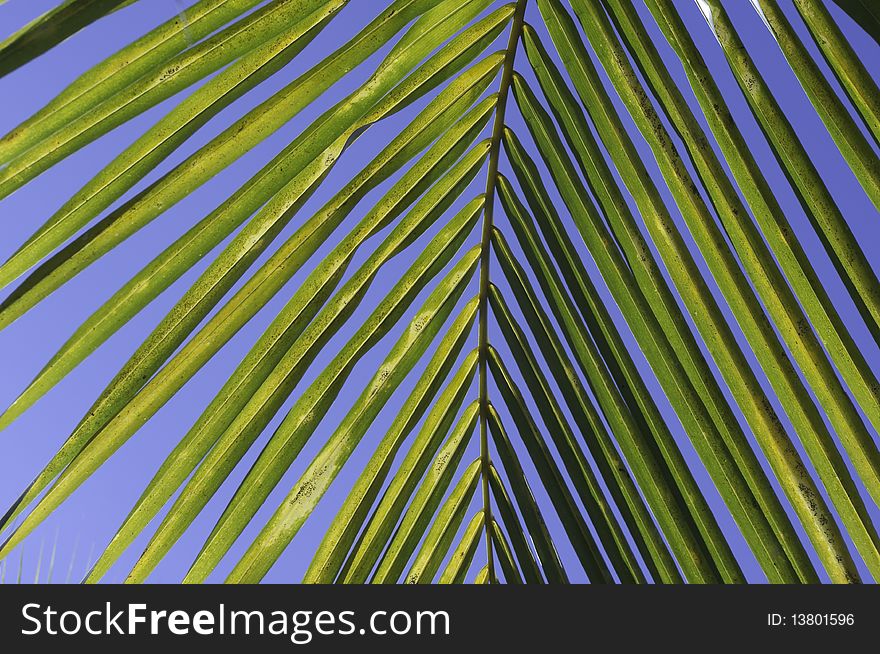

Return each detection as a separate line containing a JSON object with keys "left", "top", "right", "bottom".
{"left": 338, "top": 363, "right": 480, "bottom": 584}
{"left": 488, "top": 255, "right": 676, "bottom": 584}
{"left": 0, "top": 0, "right": 132, "bottom": 78}
{"left": 751, "top": 0, "right": 880, "bottom": 209}
{"left": 0, "top": 142, "right": 487, "bottom": 563}
{"left": 83, "top": 99, "right": 493, "bottom": 583}
{"left": 501, "top": 130, "right": 734, "bottom": 583}
{"left": 225, "top": 261, "right": 480, "bottom": 583}
{"left": 0, "top": 0, "right": 446, "bottom": 310}
{"left": 303, "top": 314, "right": 478, "bottom": 584}
{"left": 792, "top": 0, "right": 880, "bottom": 143}
{"left": 491, "top": 520, "right": 522, "bottom": 585}
{"left": 488, "top": 349, "right": 610, "bottom": 583}
{"left": 369, "top": 422, "right": 479, "bottom": 585}
{"left": 0, "top": 0, "right": 340, "bottom": 285}
{"left": 181, "top": 210, "right": 483, "bottom": 583}
{"left": 0, "top": 47, "right": 502, "bottom": 431}
{"left": 487, "top": 465, "right": 542, "bottom": 584}
{"left": 0, "top": 0, "right": 338, "bottom": 198}
{"left": 488, "top": 270, "right": 645, "bottom": 584}
{"left": 521, "top": 19, "right": 814, "bottom": 578}
{"left": 487, "top": 405, "right": 567, "bottom": 584}
{"left": 0, "top": 0, "right": 266, "bottom": 163}
{"left": 539, "top": 0, "right": 813, "bottom": 583}
{"left": 438, "top": 511, "right": 483, "bottom": 584}
{"left": 404, "top": 462, "right": 481, "bottom": 585}
{"left": 474, "top": 565, "right": 490, "bottom": 585}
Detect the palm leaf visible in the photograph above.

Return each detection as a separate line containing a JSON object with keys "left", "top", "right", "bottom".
{"left": 0, "top": 0, "right": 135, "bottom": 79}
{"left": 1, "top": 0, "right": 879, "bottom": 585}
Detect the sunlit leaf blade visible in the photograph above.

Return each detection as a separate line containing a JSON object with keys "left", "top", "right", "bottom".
{"left": 369, "top": 431, "right": 479, "bottom": 584}
{"left": 0, "top": 37, "right": 496, "bottom": 540}
{"left": 791, "top": 0, "right": 880, "bottom": 144}
{"left": 83, "top": 104, "right": 493, "bottom": 583}
{"left": 669, "top": 1, "right": 880, "bottom": 374}
{"left": 487, "top": 405, "right": 567, "bottom": 584}
{"left": 304, "top": 314, "right": 478, "bottom": 584}
{"left": 0, "top": 0, "right": 133, "bottom": 79}
{"left": 1, "top": 0, "right": 877, "bottom": 588}
{"left": 338, "top": 377, "right": 480, "bottom": 584}
{"left": 748, "top": 0, "right": 880, "bottom": 208}
{"left": 0, "top": 145, "right": 487, "bottom": 562}
{"left": 491, "top": 520, "right": 522, "bottom": 584}
{"left": 652, "top": 0, "right": 880, "bottom": 419}
{"left": 524, "top": 13, "right": 823, "bottom": 578}
{"left": 663, "top": 0, "right": 880, "bottom": 339}
{"left": 0, "top": 0, "right": 266, "bottom": 164}
{"left": 404, "top": 461, "right": 481, "bottom": 584}
{"left": 488, "top": 348, "right": 611, "bottom": 583}
{"left": 542, "top": 0, "right": 816, "bottom": 582}
{"left": 487, "top": 465, "right": 542, "bottom": 584}
{"left": 225, "top": 257, "right": 479, "bottom": 583}
{"left": 438, "top": 511, "right": 483, "bottom": 584}
{"left": 112, "top": 182, "right": 483, "bottom": 584}
{"left": 520, "top": 21, "right": 865, "bottom": 582}
{"left": 500, "top": 130, "right": 739, "bottom": 583}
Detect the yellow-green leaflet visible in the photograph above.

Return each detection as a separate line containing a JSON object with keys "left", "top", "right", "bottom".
{"left": 751, "top": 0, "right": 880, "bottom": 209}
{"left": 369, "top": 415, "right": 479, "bottom": 585}
{"left": 226, "top": 261, "right": 480, "bottom": 583}
{"left": 0, "top": 0, "right": 132, "bottom": 78}
{"left": 0, "top": 0, "right": 266, "bottom": 163}
{"left": 337, "top": 359, "right": 480, "bottom": 585}
{"left": 491, "top": 520, "right": 522, "bottom": 584}
{"left": 487, "top": 465, "right": 542, "bottom": 584}
{"left": 183, "top": 204, "right": 482, "bottom": 583}
{"left": 438, "top": 511, "right": 484, "bottom": 584}
{"left": 404, "top": 461, "right": 481, "bottom": 584}
{"left": 487, "top": 405, "right": 567, "bottom": 584}
{"left": 304, "top": 314, "right": 478, "bottom": 584}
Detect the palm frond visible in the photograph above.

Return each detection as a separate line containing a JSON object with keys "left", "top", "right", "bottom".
{"left": 1, "top": 0, "right": 879, "bottom": 585}
{"left": 0, "top": 0, "right": 135, "bottom": 79}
